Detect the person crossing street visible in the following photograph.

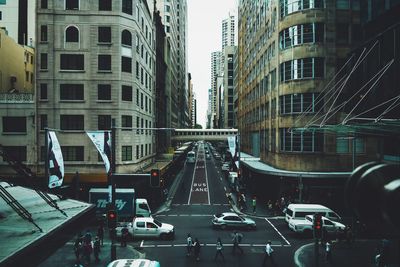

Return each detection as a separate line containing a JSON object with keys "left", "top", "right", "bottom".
{"left": 232, "top": 231, "right": 244, "bottom": 255}
{"left": 214, "top": 237, "right": 224, "bottom": 261}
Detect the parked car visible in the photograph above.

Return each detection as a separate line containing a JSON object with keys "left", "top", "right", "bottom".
{"left": 212, "top": 212, "right": 256, "bottom": 230}
{"left": 221, "top": 163, "right": 230, "bottom": 172}
{"left": 285, "top": 204, "right": 341, "bottom": 223}
{"left": 116, "top": 217, "right": 175, "bottom": 240}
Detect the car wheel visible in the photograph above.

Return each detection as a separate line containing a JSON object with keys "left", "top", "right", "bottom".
{"left": 160, "top": 233, "right": 168, "bottom": 240}
{"left": 220, "top": 224, "right": 226, "bottom": 230}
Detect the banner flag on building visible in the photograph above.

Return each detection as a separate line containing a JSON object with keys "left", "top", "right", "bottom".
{"left": 227, "top": 136, "right": 236, "bottom": 158}
{"left": 86, "top": 131, "right": 111, "bottom": 174}
{"left": 48, "top": 131, "right": 64, "bottom": 188}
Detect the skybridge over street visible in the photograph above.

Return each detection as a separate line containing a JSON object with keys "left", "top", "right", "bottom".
{"left": 172, "top": 128, "right": 238, "bottom": 141}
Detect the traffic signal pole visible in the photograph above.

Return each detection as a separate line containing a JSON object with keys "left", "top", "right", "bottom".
{"left": 110, "top": 119, "right": 117, "bottom": 261}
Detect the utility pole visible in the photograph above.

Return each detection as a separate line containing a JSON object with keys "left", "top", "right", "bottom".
{"left": 110, "top": 119, "right": 117, "bottom": 261}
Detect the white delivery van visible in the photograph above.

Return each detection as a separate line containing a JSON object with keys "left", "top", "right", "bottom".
{"left": 285, "top": 204, "right": 341, "bottom": 223}
{"left": 107, "top": 259, "right": 160, "bottom": 267}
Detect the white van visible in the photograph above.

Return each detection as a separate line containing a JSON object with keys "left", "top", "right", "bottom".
{"left": 285, "top": 204, "right": 341, "bottom": 223}
{"left": 107, "top": 259, "right": 160, "bottom": 267}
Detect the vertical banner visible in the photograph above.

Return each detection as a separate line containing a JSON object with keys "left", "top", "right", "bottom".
{"left": 227, "top": 136, "right": 236, "bottom": 158}
{"left": 86, "top": 131, "right": 111, "bottom": 174}
{"left": 48, "top": 131, "right": 64, "bottom": 188}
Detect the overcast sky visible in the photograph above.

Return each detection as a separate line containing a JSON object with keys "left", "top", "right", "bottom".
{"left": 187, "top": 0, "right": 238, "bottom": 128}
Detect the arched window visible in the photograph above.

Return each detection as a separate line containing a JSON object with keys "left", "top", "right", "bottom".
{"left": 121, "top": 30, "right": 132, "bottom": 46}
{"left": 66, "top": 26, "right": 79, "bottom": 42}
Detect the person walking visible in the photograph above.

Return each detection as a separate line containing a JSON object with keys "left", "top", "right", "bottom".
{"left": 97, "top": 223, "right": 104, "bottom": 246}
{"left": 73, "top": 236, "right": 82, "bottom": 261}
{"left": 214, "top": 237, "right": 224, "bottom": 261}
{"left": 252, "top": 196, "right": 257, "bottom": 213}
{"left": 93, "top": 236, "right": 101, "bottom": 263}
{"left": 193, "top": 238, "right": 201, "bottom": 261}
{"left": 325, "top": 240, "right": 332, "bottom": 263}
{"left": 232, "top": 231, "right": 244, "bottom": 255}
{"left": 263, "top": 241, "right": 275, "bottom": 266}
{"left": 82, "top": 238, "right": 93, "bottom": 265}
{"left": 186, "top": 233, "right": 193, "bottom": 256}
{"left": 121, "top": 226, "right": 129, "bottom": 247}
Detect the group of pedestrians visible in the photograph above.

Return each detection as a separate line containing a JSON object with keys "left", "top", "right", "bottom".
{"left": 186, "top": 234, "right": 201, "bottom": 261}
{"left": 73, "top": 225, "right": 103, "bottom": 266}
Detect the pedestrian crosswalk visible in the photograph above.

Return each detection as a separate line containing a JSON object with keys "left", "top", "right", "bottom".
{"left": 139, "top": 242, "right": 291, "bottom": 248}
{"left": 172, "top": 203, "right": 230, "bottom": 206}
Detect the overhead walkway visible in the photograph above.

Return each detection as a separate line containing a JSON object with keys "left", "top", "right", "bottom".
{"left": 172, "top": 128, "right": 238, "bottom": 141}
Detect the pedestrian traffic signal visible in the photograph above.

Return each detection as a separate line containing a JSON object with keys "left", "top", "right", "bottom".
{"left": 107, "top": 209, "right": 117, "bottom": 229}
{"left": 313, "top": 213, "right": 323, "bottom": 238}
{"left": 150, "top": 169, "right": 160, "bottom": 187}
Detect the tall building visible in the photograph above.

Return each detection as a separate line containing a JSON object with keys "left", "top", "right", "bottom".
{"left": 0, "top": 0, "right": 35, "bottom": 46}
{"left": 34, "top": 0, "right": 156, "bottom": 178}
{"left": 222, "top": 46, "right": 236, "bottom": 128}
{"left": 209, "top": 51, "right": 222, "bottom": 128}
{"left": 155, "top": 0, "right": 188, "bottom": 129}
{"left": 222, "top": 14, "right": 235, "bottom": 52}
{"left": 236, "top": 0, "right": 389, "bottom": 206}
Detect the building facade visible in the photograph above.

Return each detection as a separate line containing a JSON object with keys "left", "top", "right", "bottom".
{"left": 34, "top": 0, "right": 156, "bottom": 179}
{"left": 222, "top": 46, "right": 236, "bottom": 128}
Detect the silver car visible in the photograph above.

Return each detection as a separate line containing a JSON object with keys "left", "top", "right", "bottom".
{"left": 212, "top": 212, "right": 256, "bottom": 230}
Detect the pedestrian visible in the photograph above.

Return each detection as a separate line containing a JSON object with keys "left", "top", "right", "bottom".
{"left": 214, "top": 237, "right": 224, "bottom": 261}
{"left": 252, "top": 196, "right": 257, "bottom": 213}
{"left": 193, "top": 238, "right": 201, "bottom": 261}
{"left": 186, "top": 233, "right": 193, "bottom": 256}
{"left": 232, "top": 231, "right": 244, "bottom": 255}
{"left": 82, "top": 238, "right": 93, "bottom": 265}
{"left": 73, "top": 236, "right": 82, "bottom": 261}
{"left": 93, "top": 236, "right": 101, "bottom": 263}
{"left": 267, "top": 200, "right": 273, "bottom": 213}
{"left": 97, "top": 223, "right": 104, "bottom": 246}
{"left": 325, "top": 240, "right": 332, "bottom": 263}
{"left": 121, "top": 225, "right": 129, "bottom": 247}
{"left": 262, "top": 241, "right": 275, "bottom": 266}
{"left": 83, "top": 229, "right": 92, "bottom": 244}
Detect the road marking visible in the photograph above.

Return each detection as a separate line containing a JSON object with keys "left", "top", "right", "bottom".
{"left": 265, "top": 218, "right": 291, "bottom": 246}
{"left": 187, "top": 147, "right": 200, "bottom": 204}
{"left": 140, "top": 243, "right": 291, "bottom": 248}
{"left": 140, "top": 240, "right": 144, "bottom": 247}
{"left": 204, "top": 149, "right": 211, "bottom": 205}
{"left": 155, "top": 214, "right": 213, "bottom": 217}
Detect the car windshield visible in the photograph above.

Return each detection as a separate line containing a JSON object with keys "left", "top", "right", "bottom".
{"left": 153, "top": 219, "right": 162, "bottom": 227}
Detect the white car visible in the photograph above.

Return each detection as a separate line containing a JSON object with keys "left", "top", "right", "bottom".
{"left": 212, "top": 212, "right": 256, "bottom": 230}
{"left": 116, "top": 217, "right": 175, "bottom": 240}
{"left": 288, "top": 215, "right": 345, "bottom": 235}
{"left": 221, "top": 163, "right": 230, "bottom": 171}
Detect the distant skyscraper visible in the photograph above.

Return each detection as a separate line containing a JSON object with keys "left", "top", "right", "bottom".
{"left": 222, "top": 14, "right": 235, "bottom": 52}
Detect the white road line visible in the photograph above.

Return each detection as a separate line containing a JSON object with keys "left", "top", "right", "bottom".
{"left": 204, "top": 150, "right": 211, "bottom": 205}
{"left": 140, "top": 240, "right": 144, "bottom": 247}
{"left": 157, "top": 245, "right": 172, "bottom": 247}
{"left": 187, "top": 148, "right": 200, "bottom": 205}
{"left": 141, "top": 243, "right": 291, "bottom": 248}
{"left": 265, "top": 218, "right": 291, "bottom": 246}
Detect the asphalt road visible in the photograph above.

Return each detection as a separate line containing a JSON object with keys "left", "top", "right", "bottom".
{"left": 38, "top": 142, "right": 314, "bottom": 267}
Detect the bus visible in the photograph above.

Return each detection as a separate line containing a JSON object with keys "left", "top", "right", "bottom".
{"left": 186, "top": 151, "right": 196, "bottom": 164}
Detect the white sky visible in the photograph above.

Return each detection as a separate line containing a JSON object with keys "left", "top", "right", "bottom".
{"left": 187, "top": 0, "right": 238, "bottom": 128}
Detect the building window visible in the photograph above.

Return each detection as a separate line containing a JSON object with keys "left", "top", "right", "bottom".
{"left": 99, "top": 0, "right": 112, "bottom": 11}
{"left": 61, "top": 146, "right": 84, "bottom": 161}
{"left": 2, "top": 117, "right": 26, "bottom": 133}
{"left": 121, "top": 57, "right": 132, "bottom": 73}
{"left": 122, "top": 0, "right": 132, "bottom": 14}
{"left": 121, "top": 30, "right": 132, "bottom": 46}
{"left": 40, "top": 114, "right": 48, "bottom": 130}
{"left": 121, "top": 115, "right": 132, "bottom": 130}
{"left": 136, "top": 89, "right": 139, "bottom": 105}
{"left": 60, "top": 115, "right": 84, "bottom": 130}
{"left": 136, "top": 145, "right": 139, "bottom": 159}
{"left": 98, "top": 26, "right": 111, "bottom": 43}
{"left": 98, "top": 55, "right": 111, "bottom": 72}
{"left": 122, "top": 146, "right": 132, "bottom": 161}
{"left": 336, "top": 136, "right": 365, "bottom": 154}
{"left": 65, "top": 0, "right": 79, "bottom": 10}
{"left": 136, "top": 116, "right": 140, "bottom": 134}
{"left": 136, "top": 61, "right": 140, "bottom": 78}
{"left": 60, "top": 84, "right": 84, "bottom": 100}
{"left": 98, "top": 84, "right": 111, "bottom": 100}
{"left": 60, "top": 54, "right": 84, "bottom": 70}
{"left": 2, "top": 146, "right": 26, "bottom": 162}
{"left": 65, "top": 26, "right": 79, "bottom": 42}
{"left": 40, "top": 84, "right": 48, "bottom": 100}
{"left": 280, "top": 0, "right": 325, "bottom": 18}
{"left": 280, "top": 57, "right": 324, "bottom": 82}
{"left": 279, "top": 23, "right": 325, "bottom": 49}
{"left": 336, "top": 0, "right": 349, "bottom": 9}
{"left": 121, "top": 85, "right": 132, "bottom": 101}
{"left": 41, "top": 0, "right": 48, "bottom": 9}
{"left": 336, "top": 23, "right": 349, "bottom": 44}
{"left": 98, "top": 115, "right": 111, "bottom": 130}
{"left": 279, "top": 93, "right": 323, "bottom": 115}
{"left": 40, "top": 25, "right": 48, "bottom": 42}
{"left": 40, "top": 53, "right": 48, "bottom": 70}
{"left": 280, "top": 128, "right": 324, "bottom": 152}
{"left": 141, "top": 144, "right": 143, "bottom": 157}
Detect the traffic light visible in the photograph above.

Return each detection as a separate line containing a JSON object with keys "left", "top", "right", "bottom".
{"left": 107, "top": 209, "right": 117, "bottom": 229}
{"left": 313, "top": 213, "right": 323, "bottom": 239}
{"left": 150, "top": 169, "right": 160, "bottom": 187}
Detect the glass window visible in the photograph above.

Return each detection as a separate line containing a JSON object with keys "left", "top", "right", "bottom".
{"left": 65, "top": 26, "right": 79, "bottom": 42}
{"left": 98, "top": 84, "right": 111, "bottom": 100}
{"left": 98, "top": 26, "right": 111, "bottom": 43}
{"left": 121, "top": 115, "right": 132, "bottom": 129}
{"left": 98, "top": 0, "right": 112, "bottom": 11}
{"left": 60, "top": 54, "right": 84, "bottom": 70}
{"left": 60, "top": 84, "right": 84, "bottom": 100}
{"left": 121, "top": 56, "right": 132, "bottom": 73}
{"left": 40, "top": 25, "right": 48, "bottom": 42}
{"left": 40, "top": 84, "right": 48, "bottom": 100}
{"left": 121, "top": 30, "right": 132, "bottom": 46}
{"left": 98, "top": 55, "right": 111, "bottom": 71}
{"left": 2, "top": 117, "right": 26, "bottom": 133}
{"left": 122, "top": 146, "right": 132, "bottom": 161}
{"left": 98, "top": 115, "right": 111, "bottom": 130}
{"left": 40, "top": 53, "right": 48, "bottom": 70}
{"left": 293, "top": 94, "right": 302, "bottom": 113}
{"left": 122, "top": 0, "right": 132, "bottom": 14}
{"left": 60, "top": 115, "right": 84, "bottom": 130}
{"left": 61, "top": 146, "right": 84, "bottom": 161}
{"left": 40, "top": 114, "right": 48, "bottom": 130}
{"left": 1, "top": 146, "right": 27, "bottom": 162}
{"left": 65, "top": 0, "right": 79, "bottom": 10}
{"left": 121, "top": 85, "right": 132, "bottom": 101}
{"left": 336, "top": 0, "right": 350, "bottom": 9}
{"left": 336, "top": 23, "right": 349, "bottom": 44}
{"left": 41, "top": 0, "right": 48, "bottom": 9}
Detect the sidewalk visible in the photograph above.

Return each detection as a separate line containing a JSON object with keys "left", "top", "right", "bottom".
{"left": 294, "top": 239, "right": 399, "bottom": 267}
